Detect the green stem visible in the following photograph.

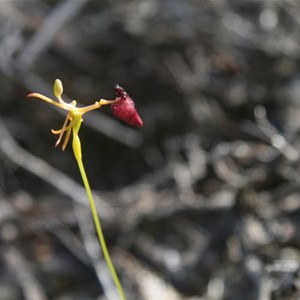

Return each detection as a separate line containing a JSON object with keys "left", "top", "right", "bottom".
{"left": 76, "top": 158, "right": 126, "bottom": 300}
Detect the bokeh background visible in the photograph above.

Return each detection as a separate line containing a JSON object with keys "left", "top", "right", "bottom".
{"left": 0, "top": 1, "right": 300, "bottom": 299}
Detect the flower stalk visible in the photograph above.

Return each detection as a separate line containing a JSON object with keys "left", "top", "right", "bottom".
{"left": 75, "top": 145, "right": 126, "bottom": 300}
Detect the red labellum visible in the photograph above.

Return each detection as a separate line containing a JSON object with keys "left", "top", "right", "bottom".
{"left": 111, "top": 85, "right": 143, "bottom": 127}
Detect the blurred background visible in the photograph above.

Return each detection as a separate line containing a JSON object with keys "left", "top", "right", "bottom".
{"left": 0, "top": 0, "right": 300, "bottom": 299}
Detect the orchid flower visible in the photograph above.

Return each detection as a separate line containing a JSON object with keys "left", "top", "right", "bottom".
{"left": 28, "top": 79, "right": 143, "bottom": 158}
{"left": 27, "top": 79, "right": 143, "bottom": 300}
